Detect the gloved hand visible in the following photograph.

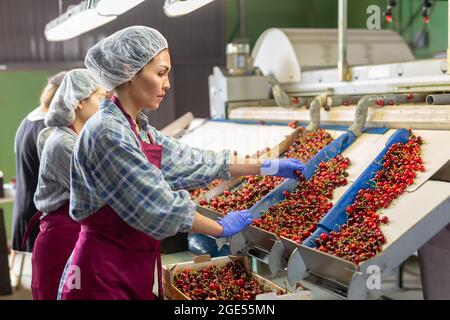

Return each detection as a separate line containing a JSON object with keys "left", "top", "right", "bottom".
{"left": 217, "top": 210, "right": 252, "bottom": 238}
{"left": 260, "top": 158, "right": 305, "bottom": 179}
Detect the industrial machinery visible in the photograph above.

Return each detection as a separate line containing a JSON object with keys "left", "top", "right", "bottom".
{"left": 168, "top": 0, "right": 450, "bottom": 300}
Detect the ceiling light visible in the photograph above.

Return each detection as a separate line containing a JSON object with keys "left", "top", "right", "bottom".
{"left": 164, "top": 0, "right": 216, "bottom": 17}
{"left": 45, "top": 0, "right": 116, "bottom": 42}
{"left": 96, "top": 0, "right": 146, "bottom": 16}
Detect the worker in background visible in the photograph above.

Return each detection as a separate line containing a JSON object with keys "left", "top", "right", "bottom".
{"left": 26, "top": 69, "right": 106, "bottom": 300}
{"left": 58, "top": 26, "right": 305, "bottom": 300}
{"left": 419, "top": 223, "right": 450, "bottom": 299}
{"left": 11, "top": 71, "right": 66, "bottom": 252}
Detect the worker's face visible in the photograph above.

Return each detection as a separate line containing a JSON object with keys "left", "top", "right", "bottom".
{"left": 130, "top": 49, "right": 171, "bottom": 110}
{"left": 77, "top": 88, "right": 107, "bottom": 124}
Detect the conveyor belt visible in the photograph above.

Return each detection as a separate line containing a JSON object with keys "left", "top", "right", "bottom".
{"left": 228, "top": 104, "right": 450, "bottom": 130}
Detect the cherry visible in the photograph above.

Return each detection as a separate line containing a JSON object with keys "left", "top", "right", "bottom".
{"left": 380, "top": 216, "right": 389, "bottom": 224}
{"left": 295, "top": 170, "right": 303, "bottom": 178}
{"left": 173, "top": 261, "right": 280, "bottom": 300}
{"left": 376, "top": 98, "right": 384, "bottom": 107}
{"left": 200, "top": 128, "right": 333, "bottom": 215}
{"left": 254, "top": 155, "right": 350, "bottom": 243}
{"left": 320, "top": 233, "right": 329, "bottom": 241}
{"left": 209, "top": 282, "right": 217, "bottom": 291}
{"left": 288, "top": 121, "right": 298, "bottom": 129}
{"left": 189, "top": 179, "right": 223, "bottom": 200}
{"left": 318, "top": 135, "right": 424, "bottom": 265}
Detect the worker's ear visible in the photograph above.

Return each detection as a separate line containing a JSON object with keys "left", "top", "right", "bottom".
{"left": 77, "top": 100, "right": 85, "bottom": 111}
{"left": 130, "top": 68, "right": 144, "bottom": 83}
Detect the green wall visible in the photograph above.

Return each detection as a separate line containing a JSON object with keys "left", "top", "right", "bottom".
{"left": 226, "top": 0, "right": 339, "bottom": 45}
{"left": 400, "top": 0, "right": 448, "bottom": 58}
{"left": 225, "top": 0, "right": 447, "bottom": 58}
{"left": 0, "top": 71, "right": 55, "bottom": 240}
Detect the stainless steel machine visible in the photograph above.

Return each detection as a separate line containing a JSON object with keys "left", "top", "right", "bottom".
{"left": 199, "top": 0, "right": 450, "bottom": 300}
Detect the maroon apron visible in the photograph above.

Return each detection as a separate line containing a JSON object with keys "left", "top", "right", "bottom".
{"left": 23, "top": 126, "right": 81, "bottom": 300}
{"left": 22, "top": 202, "right": 80, "bottom": 300}
{"left": 60, "top": 96, "right": 164, "bottom": 300}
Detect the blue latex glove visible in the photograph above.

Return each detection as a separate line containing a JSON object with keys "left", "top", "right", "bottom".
{"left": 260, "top": 158, "right": 305, "bottom": 179}
{"left": 217, "top": 210, "right": 252, "bottom": 238}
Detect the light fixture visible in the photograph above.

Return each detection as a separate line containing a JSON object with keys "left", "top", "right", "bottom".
{"left": 384, "top": 0, "right": 396, "bottom": 23}
{"left": 164, "top": 0, "right": 216, "bottom": 17}
{"left": 96, "top": 0, "right": 146, "bottom": 16}
{"left": 422, "top": 0, "right": 432, "bottom": 24}
{"left": 45, "top": 0, "right": 116, "bottom": 42}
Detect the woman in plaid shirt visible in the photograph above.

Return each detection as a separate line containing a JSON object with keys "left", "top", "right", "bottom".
{"left": 59, "top": 26, "right": 305, "bottom": 300}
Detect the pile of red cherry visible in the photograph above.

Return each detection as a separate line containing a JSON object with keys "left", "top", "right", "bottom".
{"left": 190, "top": 144, "right": 284, "bottom": 201}
{"left": 253, "top": 155, "right": 351, "bottom": 243}
{"left": 315, "top": 134, "right": 425, "bottom": 265}
{"left": 199, "top": 128, "right": 334, "bottom": 214}
{"left": 199, "top": 175, "right": 285, "bottom": 213}
{"left": 190, "top": 179, "right": 223, "bottom": 200}
{"left": 284, "top": 128, "right": 334, "bottom": 161}
{"left": 173, "top": 260, "right": 282, "bottom": 300}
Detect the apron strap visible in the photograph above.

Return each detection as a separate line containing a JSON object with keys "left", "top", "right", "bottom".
{"left": 156, "top": 245, "right": 163, "bottom": 300}
{"left": 21, "top": 211, "right": 43, "bottom": 251}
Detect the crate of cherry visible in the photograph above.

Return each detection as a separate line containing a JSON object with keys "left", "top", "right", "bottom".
{"left": 162, "top": 255, "right": 311, "bottom": 300}
{"left": 227, "top": 130, "right": 356, "bottom": 268}
{"left": 195, "top": 127, "right": 337, "bottom": 221}
{"left": 190, "top": 126, "right": 308, "bottom": 206}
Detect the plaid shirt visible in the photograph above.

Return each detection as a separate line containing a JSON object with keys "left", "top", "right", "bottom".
{"left": 70, "top": 99, "right": 231, "bottom": 240}
{"left": 34, "top": 127, "right": 76, "bottom": 214}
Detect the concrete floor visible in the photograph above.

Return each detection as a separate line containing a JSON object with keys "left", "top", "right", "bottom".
{"left": 0, "top": 250, "right": 423, "bottom": 300}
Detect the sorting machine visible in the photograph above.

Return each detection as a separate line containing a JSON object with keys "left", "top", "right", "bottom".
{"left": 168, "top": 5, "right": 450, "bottom": 299}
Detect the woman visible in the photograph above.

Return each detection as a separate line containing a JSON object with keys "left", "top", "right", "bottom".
{"left": 59, "top": 26, "right": 304, "bottom": 300}
{"left": 12, "top": 71, "right": 66, "bottom": 252}
{"left": 31, "top": 69, "right": 106, "bottom": 299}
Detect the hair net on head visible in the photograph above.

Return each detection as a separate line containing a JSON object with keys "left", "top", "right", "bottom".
{"left": 84, "top": 26, "right": 168, "bottom": 91}
{"left": 48, "top": 71, "right": 67, "bottom": 86}
{"left": 45, "top": 69, "right": 98, "bottom": 127}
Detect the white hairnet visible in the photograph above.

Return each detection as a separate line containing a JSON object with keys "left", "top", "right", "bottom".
{"left": 84, "top": 26, "right": 168, "bottom": 91}
{"left": 48, "top": 71, "right": 67, "bottom": 86}
{"left": 45, "top": 69, "right": 98, "bottom": 127}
